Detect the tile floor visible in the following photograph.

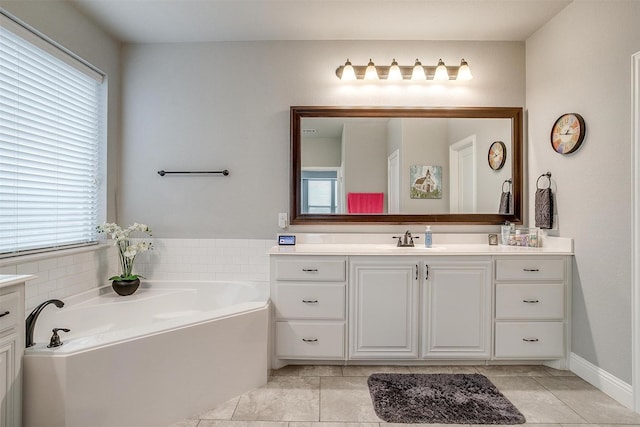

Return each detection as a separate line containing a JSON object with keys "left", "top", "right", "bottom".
{"left": 170, "top": 365, "right": 640, "bottom": 427}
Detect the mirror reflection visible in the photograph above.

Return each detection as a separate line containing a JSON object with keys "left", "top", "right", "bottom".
{"left": 290, "top": 107, "right": 523, "bottom": 225}
{"left": 301, "top": 117, "right": 512, "bottom": 215}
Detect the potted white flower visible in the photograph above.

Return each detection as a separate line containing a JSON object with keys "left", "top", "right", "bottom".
{"left": 97, "top": 222, "right": 153, "bottom": 295}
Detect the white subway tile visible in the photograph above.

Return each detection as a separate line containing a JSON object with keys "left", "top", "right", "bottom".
{"left": 0, "top": 265, "right": 17, "bottom": 275}
{"left": 37, "top": 258, "right": 58, "bottom": 271}
{"left": 16, "top": 261, "right": 39, "bottom": 275}
{"left": 214, "top": 272, "right": 234, "bottom": 281}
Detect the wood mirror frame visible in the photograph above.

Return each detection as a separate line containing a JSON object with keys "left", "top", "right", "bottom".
{"left": 290, "top": 106, "right": 523, "bottom": 225}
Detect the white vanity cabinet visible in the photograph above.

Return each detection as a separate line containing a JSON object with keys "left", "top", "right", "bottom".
{"left": 0, "top": 278, "right": 27, "bottom": 427}
{"left": 349, "top": 258, "right": 420, "bottom": 359}
{"left": 269, "top": 236, "right": 573, "bottom": 369}
{"left": 493, "top": 257, "right": 571, "bottom": 364}
{"left": 271, "top": 256, "right": 347, "bottom": 362}
{"left": 422, "top": 258, "right": 492, "bottom": 359}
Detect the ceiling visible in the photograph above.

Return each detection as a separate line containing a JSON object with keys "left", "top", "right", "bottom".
{"left": 66, "top": 0, "right": 572, "bottom": 44}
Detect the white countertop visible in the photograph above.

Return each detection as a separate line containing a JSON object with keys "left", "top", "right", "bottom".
{"left": 269, "top": 233, "right": 573, "bottom": 256}
{"left": 0, "top": 274, "right": 35, "bottom": 289}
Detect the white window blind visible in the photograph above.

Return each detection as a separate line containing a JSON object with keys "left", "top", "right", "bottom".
{"left": 0, "top": 16, "right": 105, "bottom": 256}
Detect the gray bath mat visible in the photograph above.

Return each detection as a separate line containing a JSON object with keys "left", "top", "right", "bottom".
{"left": 367, "top": 373, "right": 526, "bottom": 424}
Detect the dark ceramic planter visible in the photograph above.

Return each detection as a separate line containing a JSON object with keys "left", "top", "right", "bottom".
{"left": 111, "top": 278, "right": 140, "bottom": 296}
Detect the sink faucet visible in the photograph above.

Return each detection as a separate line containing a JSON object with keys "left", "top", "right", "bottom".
{"left": 393, "top": 230, "right": 418, "bottom": 247}
{"left": 25, "top": 299, "right": 64, "bottom": 348}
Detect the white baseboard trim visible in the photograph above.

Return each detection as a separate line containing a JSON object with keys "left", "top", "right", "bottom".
{"left": 570, "top": 352, "right": 634, "bottom": 409}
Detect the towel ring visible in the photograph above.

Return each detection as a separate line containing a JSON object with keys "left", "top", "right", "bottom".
{"left": 536, "top": 172, "right": 552, "bottom": 189}
{"left": 502, "top": 178, "right": 512, "bottom": 192}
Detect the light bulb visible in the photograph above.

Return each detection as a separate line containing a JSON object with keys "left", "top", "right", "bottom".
{"left": 434, "top": 58, "right": 449, "bottom": 81}
{"left": 387, "top": 59, "right": 403, "bottom": 81}
{"left": 456, "top": 58, "right": 472, "bottom": 80}
{"left": 364, "top": 58, "right": 379, "bottom": 80}
{"left": 411, "top": 59, "right": 426, "bottom": 81}
{"left": 341, "top": 59, "right": 357, "bottom": 81}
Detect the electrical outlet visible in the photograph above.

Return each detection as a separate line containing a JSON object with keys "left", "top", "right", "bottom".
{"left": 278, "top": 212, "right": 288, "bottom": 229}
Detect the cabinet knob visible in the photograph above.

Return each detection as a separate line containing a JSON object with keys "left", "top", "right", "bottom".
{"left": 302, "top": 338, "right": 318, "bottom": 343}
{"left": 302, "top": 300, "right": 318, "bottom": 304}
{"left": 302, "top": 268, "right": 318, "bottom": 272}
{"left": 522, "top": 338, "right": 539, "bottom": 342}
{"left": 523, "top": 268, "right": 540, "bottom": 272}
{"left": 523, "top": 299, "right": 539, "bottom": 304}
{"left": 0, "top": 311, "right": 10, "bottom": 318}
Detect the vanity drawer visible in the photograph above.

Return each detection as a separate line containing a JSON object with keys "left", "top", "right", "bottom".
{"left": 495, "top": 259, "right": 565, "bottom": 281}
{"left": 276, "top": 284, "right": 345, "bottom": 320}
{"left": 494, "top": 322, "right": 564, "bottom": 358}
{"left": 495, "top": 283, "right": 564, "bottom": 320}
{"left": 275, "top": 258, "right": 346, "bottom": 282}
{"left": 275, "top": 321, "right": 345, "bottom": 359}
{"left": 0, "top": 292, "right": 20, "bottom": 332}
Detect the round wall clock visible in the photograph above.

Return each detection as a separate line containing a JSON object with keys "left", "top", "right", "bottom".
{"left": 551, "top": 113, "right": 586, "bottom": 154}
{"left": 488, "top": 141, "right": 506, "bottom": 170}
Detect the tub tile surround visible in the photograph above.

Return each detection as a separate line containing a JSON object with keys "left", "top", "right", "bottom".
{"left": 170, "top": 365, "right": 640, "bottom": 427}
{"left": 0, "top": 238, "right": 274, "bottom": 311}
{"left": 136, "top": 238, "right": 275, "bottom": 282}
{"left": 0, "top": 245, "right": 118, "bottom": 310}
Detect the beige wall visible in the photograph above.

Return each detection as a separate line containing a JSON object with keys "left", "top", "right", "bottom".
{"left": 121, "top": 40, "right": 525, "bottom": 237}
{"left": 526, "top": 0, "right": 640, "bottom": 383}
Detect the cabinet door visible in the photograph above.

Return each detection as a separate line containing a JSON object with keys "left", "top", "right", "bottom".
{"left": 422, "top": 259, "right": 491, "bottom": 359}
{"left": 0, "top": 333, "right": 19, "bottom": 427}
{"left": 350, "top": 259, "right": 419, "bottom": 359}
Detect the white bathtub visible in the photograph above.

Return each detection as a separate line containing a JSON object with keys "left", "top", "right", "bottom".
{"left": 23, "top": 281, "right": 270, "bottom": 427}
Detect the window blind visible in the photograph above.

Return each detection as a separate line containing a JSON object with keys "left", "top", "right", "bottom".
{"left": 0, "top": 17, "right": 104, "bottom": 256}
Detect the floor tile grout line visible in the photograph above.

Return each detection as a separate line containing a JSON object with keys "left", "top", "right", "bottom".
{"left": 228, "top": 394, "right": 241, "bottom": 422}
{"left": 528, "top": 375, "right": 590, "bottom": 424}
{"left": 317, "top": 375, "right": 322, "bottom": 422}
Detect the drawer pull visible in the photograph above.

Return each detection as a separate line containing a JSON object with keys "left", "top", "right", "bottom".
{"left": 523, "top": 299, "right": 539, "bottom": 304}
{"left": 302, "top": 268, "right": 318, "bottom": 272}
{"left": 302, "top": 338, "right": 318, "bottom": 343}
{"left": 523, "top": 268, "right": 540, "bottom": 272}
{"left": 522, "top": 338, "right": 539, "bottom": 342}
{"left": 0, "top": 311, "right": 9, "bottom": 318}
{"left": 302, "top": 300, "right": 318, "bottom": 304}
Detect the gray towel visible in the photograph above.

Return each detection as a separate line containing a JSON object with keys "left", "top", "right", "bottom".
{"left": 498, "top": 191, "right": 512, "bottom": 214}
{"left": 535, "top": 188, "right": 553, "bottom": 229}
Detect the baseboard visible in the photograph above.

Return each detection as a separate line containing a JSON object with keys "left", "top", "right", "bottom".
{"left": 570, "top": 352, "right": 633, "bottom": 409}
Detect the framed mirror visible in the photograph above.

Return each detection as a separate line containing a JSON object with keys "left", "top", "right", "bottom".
{"left": 290, "top": 106, "right": 523, "bottom": 225}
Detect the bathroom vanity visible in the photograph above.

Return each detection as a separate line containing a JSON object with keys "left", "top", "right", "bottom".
{"left": 269, "top": 234, "right": 573, "bottom": 370}
{"left": 0, "top": 275, "right": 30, "bottom": 427}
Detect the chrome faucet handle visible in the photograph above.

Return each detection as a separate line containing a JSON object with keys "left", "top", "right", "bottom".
{"left": 47, "top": 328, "right": 70, "bottom": 348}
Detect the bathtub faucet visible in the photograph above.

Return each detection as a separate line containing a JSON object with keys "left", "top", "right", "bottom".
{"left": 25, "top": 299, "right": 64, "bottom": 348}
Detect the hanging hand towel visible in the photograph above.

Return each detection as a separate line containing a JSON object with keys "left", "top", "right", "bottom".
{"left": 498, "top": 180, "right": 512, "bottom": 214}
{"left": 347, "top": 192, "right": 384, "bottom": 213}
{"left": 534, "top": 173, "right": 553, "bottom": 229}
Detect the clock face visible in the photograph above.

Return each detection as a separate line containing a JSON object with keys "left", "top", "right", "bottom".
{"left": 488, "top": 141, "right": 506, "bottom": 170}
{"left": 551, "top": 113, "right": 585, "bottom": 154}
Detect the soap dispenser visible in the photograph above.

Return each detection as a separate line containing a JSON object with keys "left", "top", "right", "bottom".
{"left": 424, "top": 225, "right": 432, "bottom": 248}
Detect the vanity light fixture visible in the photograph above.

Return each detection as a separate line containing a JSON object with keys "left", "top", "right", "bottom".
{"left": 340, "top": 58, "right": 357, "bottom": 81}
{"left": 363, "top": 58, "right": 379, "bottom": 80}
{"left": 457, "top": 58, "right": 473, "bottom": 80}
{"left": 335, "top": 57, "right": 472, "bottom": 81}
{"left": 411, "top": 59, "right": 427, "bottom": 81}
{"left": 387, "top": 59, "right": 403, "bottom": 81}
{"left": 433, "top": 58, "right": 449, "bottom": 81}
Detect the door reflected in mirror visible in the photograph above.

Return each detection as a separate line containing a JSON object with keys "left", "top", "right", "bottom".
{"left": 291, "top": 107, "right": 523, "bottom": 225}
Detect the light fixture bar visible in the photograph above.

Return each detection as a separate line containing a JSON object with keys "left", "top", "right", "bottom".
{"left": 335, "top": 59, "right": 471, "bottom": 81}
